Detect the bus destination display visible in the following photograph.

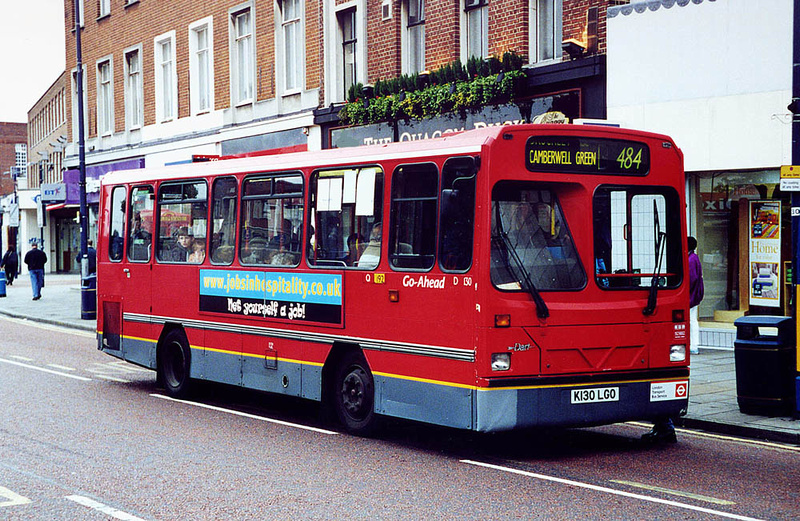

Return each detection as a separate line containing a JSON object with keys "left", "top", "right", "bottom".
{"left": 526, "top": 136, "right": 650, "bottom": 175}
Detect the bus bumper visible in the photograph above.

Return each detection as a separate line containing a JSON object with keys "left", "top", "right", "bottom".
{"left": 475, "top": 375, "right": 689, "bottom": 432}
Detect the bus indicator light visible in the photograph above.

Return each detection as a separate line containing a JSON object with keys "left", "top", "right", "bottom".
{"left": 495, "top": 314, "right": 511, "bottom": 327}
{"left": 388, "top": 289, "right": 399, "bottom": 302}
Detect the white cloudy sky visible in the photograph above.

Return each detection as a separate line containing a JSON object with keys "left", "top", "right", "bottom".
{"left": 0, "top": 0, "right": 66, "bottom": 123}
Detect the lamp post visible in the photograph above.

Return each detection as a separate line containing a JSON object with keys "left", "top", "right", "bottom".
{"left": 75, "top": 0, "right": 91, "bottom": 319}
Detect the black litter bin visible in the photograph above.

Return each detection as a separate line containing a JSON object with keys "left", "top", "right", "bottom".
{"left": 733, "top": 316, "right": 796, "bottom": 415}
{"left": 81, "top": 274, "right": 97, "bottom": 320}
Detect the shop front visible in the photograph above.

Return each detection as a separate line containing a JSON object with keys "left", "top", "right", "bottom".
{"left": 61, "top": 158, "right": 144, "bottom": 272}
{"left": 693, "top": 169, "right": 791, "bottom": 338}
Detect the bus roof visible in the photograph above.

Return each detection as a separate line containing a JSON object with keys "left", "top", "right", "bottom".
{"left": 100, "top": 124, "right": 676, "bottom": 186}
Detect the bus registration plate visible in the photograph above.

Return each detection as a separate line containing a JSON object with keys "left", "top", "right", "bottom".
{"left": 571, "top": 387, "right": 619, "bottom": 404}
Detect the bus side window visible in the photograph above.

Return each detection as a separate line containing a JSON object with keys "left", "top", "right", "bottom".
{"left": 307, "top": 167, "right": 384, "bottom": 269}
{"left": 240, "top": 174, "right": 303, "bottom": 267}
{"left": 156, "top": 181, "right": 208, "bottom": 263}
{"left": 109, "top": 186, "right": 127, "bottom": 262}
{"left": 127, "top": 185, "right": 154, "bottom": 262}
{"left": 389, "top": 163, "right": 438, "bottom": 270}
{"left": 439, "top": 157, "right": 476, "bottom": 272}
{"left": 210, "top": 177, "right": 237, "bottom": 265}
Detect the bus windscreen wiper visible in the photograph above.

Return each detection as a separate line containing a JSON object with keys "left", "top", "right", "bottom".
{"left": 493, "top": 205, "right": 549, "bottom": 319}
{"left": 643, "top": 199, "right": 666, "bottom": 316}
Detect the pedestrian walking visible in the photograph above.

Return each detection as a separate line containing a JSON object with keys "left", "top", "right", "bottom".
{"left": 1, "top": 245, "right": 19, "bottom": 286}
{"left": 24, "top": 241, "right": 47, "bottom": 301}
{"left": 688, "top": 236, "right": 704, "bottom": 355}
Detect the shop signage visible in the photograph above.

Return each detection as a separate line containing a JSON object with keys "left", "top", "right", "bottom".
{"left": 329, "top": 90, "right": 580, "bottom": 149}
{"left": 41, "top": 183, "right": 66, "bottom": 202}
{"left": 749, "top": 200, "right": 781, "bottom": 307}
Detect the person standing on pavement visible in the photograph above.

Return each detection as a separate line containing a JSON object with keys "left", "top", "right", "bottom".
{"left": 24, "top": 241, "right": 47, "bottom": 301}
{"left": 688, "top": 236, "right": 704, "bottom": 355}
{"left": 1, "top": 244, "right": 19, "bottom": 286}
{"left": 87, "top": 240, "right": 97, "bottom": 274}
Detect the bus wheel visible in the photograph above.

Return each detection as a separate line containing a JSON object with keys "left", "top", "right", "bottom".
{"left": 333, "top": 350, "right": 376, "bottom": 435}
{"left": 158, "top": 329, "right": 192, "bottom": 398}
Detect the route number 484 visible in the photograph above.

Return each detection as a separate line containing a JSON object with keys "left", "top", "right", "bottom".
{"left": 616, "top": 146, "right": 642, "bottom": 170}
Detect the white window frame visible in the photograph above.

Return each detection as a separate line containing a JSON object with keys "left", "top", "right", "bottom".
{"left": 124, "top": 45, "right": 143, "bottom": 130}
{"left": 401, "top": 0, "right": 425, "bottom": 74}
{"left": 462, "top": 0, "right": 488, "bottom": 61}
{"left": 189, "top": 17, "right": 215, "bottom": 115}
{"left": 99, "top": 0, "right": 110, "bottom": 18}
{"left": 529, "top": 0, "right": 562, "bottom": 64}
{"left": 96, "top": 56, "right": 114, "bottom": 136}
{"left": 277, "top": 0, "right": 304, "bottom": 95}
{"left": 154, "top": 31, "right": 178, "bottom": 123}
{"left": 338, "top": 7, "right": 357, "bottom": 99}
{"left": 229, "top": 3, "right": 255, "bottom": 106}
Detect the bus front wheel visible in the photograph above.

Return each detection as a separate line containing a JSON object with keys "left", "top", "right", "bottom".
{"left": 158, "top": 329, "right": 192, "bottom": 398}
{"left": 333, "top": 350, "right": 377, "bottom": 435}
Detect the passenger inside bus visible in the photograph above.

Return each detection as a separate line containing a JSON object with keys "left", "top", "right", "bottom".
{"left": 269, "top": 219, "right": 300, "bottom": 265}
{"left": 170, "top": 227, "right": 193, "bottom": 262}
{"left": 357, "top": 222, "right": 381, "bottom": 268}
{"left": 188, "top": 238, "right": 205, "bottom": 263}
{"left": 129, "top": 212, "right": 152, "bottom": 261}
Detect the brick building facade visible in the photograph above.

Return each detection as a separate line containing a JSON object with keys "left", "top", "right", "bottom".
{"left": 47, "top": 0, "right": 620, "bottom": 264}
{"left": 61, "top": 0, "right": 618, "bottom": 165}
{"left": 0, "top": 123, "right": 27, "bottom": 197}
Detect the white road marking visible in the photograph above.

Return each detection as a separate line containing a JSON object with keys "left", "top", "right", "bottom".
{"left": 151, "top": 394, "right": 340, "bottom": 435}
{"left": 9, "top": 355, "right": 33, "bottom": 362}
{"left": 611, "top": 480, "right": 736, "bottom": 505}
{"left": 460, "top": 460, "right": 764, "bottom": 521}
{"left": 625, "top": 421, "right": 800, "bottom": 453}
{"left": 65, "top": 495, "right": 145, "bottom": 521}
{"left": 0, "top": 486, "right": 31, "bottom": 508}
{"left": 47, "top": 364, "right": 76, "bottom": 371}
{"left": 94, "top": 375, "right": 130, "bottom": 383}
{"left": 0, "top": 357, "right": 92, "bottom": 382}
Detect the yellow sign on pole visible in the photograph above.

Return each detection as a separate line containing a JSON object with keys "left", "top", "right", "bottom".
{"left": 780, "top": 165, "right": 800, "bottom": 178}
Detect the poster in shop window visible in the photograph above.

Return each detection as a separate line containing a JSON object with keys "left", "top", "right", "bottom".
{"left": 749, "top": 200, "right": 781, "bottom": 307}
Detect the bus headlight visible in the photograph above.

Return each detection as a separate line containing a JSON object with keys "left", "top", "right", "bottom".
{"left": 670, "top": 344, "right": 686, "bottom": 362}
{"left": 491, "top": 353, "right": 511, "bottom": 371}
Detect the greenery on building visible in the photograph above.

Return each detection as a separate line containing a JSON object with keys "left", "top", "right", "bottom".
{"left": 339, "top": 52, "right": 527, "bottom": 126}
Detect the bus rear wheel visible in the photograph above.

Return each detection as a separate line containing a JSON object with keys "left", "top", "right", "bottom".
{"left": 333, "top": 350, "right": 377, "bottom": 435}
{"left": 158, "top": 329, "right": 192, "bottom": 398}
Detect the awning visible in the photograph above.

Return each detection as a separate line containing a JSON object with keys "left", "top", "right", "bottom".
{"left": 46, "top": 203, "right": 79, "bottom": 211}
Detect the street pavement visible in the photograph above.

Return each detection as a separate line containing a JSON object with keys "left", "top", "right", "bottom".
{"left": 1, "top": 272, "right": 799, "bottom": 444}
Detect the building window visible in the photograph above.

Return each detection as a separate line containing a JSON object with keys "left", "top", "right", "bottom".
{"left": 465, "top": 0, "right": 488, "bottom": 59}
{"left": 97, "top": 59, "right": 113, "bottom": 135}
{"left": 280, "top": 0, "right": 303, "bottom": 92}
{"left": 532, "top": 0, "right": 562, "bottom": 63}
{"left": 154, "top": 33, "right": 177, "bottom": 122}
{"left": 190, "top": 18, "right": 214, "bottom": 114}
{"left": 339, "top": 9, "right": 356, "bottom": 98}
{"left": 98, "top": 0, "right": 110, "bottom": 17}
{"left": 231, "top": 7, "right": 254, "bottom": 104}
{"left": 124, "top": 48, "right": 143, "bottom": 129}
{"left": 405, "top": 0, "right": 425, "bottom": 73}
